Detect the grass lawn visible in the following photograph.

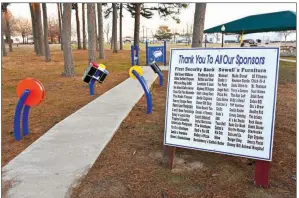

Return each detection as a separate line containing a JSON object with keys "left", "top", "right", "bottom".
{"left": 70, "top": 61, "right": 296, "bottom": 197}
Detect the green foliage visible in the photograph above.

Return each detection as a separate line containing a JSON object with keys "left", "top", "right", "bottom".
{"left": 154, "top": 25, "right": 173, "bottom": 40}
{"left": 126, "top": 3, "right": 154, "bottom": 19}
{"left": 103, "top": 3, "right": 189, "bottom": 23}
{"left": 71, "top": 3, "right": 78, "bottom": 10}
{"left": 103, "top": 3, "right": 122, "bottom": 19}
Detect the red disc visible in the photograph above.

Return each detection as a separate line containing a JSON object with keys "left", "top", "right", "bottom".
{"left": 16, "top": 78, "right": 45, "bottom": 107}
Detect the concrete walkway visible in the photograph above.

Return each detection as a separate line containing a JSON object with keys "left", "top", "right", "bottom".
{"left": 280, "top": 58, "right": 296, "bottom": 63}
{"left": 2, "top": 67, "right": 160, "bottom": 198}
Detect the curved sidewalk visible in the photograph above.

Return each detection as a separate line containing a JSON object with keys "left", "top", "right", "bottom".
{"left": 2, "top": 66, "right": 167, "bottom": 198}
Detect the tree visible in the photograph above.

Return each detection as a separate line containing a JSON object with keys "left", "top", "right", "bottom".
{"left": 104, "top": 22, "right": 110, "bottom": 44}
{"left": 192, "top": 3, "right": 206, "bottom": 47}
{"left": 87, "top": 3, "right": 97, "bottom": 63}
{"left": 57, "top": 3, "right": 63, "bottom": 50}
{"left": 279, "top": 30, "right": 295, "bottom": 45}
{"left": 185, "top": 23, "right": 193, "bottom": 45}
{"left": 154, "top": 25, "right": 173, "bottom": 40}
{"left": 48, "top": 17, "right": 60, "bottom": 43}
{"left": 2, "top": 11, "right": 7, "bottom": 56}
{"left": 2, "top": 3, "right": 12, "bottom": 52}
{"left": 97, "top": 3, "right": 104, "bottom": 59}
{"left": 95, "top": 9, "right": 98, "bottom": 52}
{"left": 133, "top": 3, "right": 141, "bottom": 47}
{"left": 125, "top": 3, "right": 189, "bottom": 47}
{"left": 173, "top": 29, "right": 179, "bottom": 43}
{"left": 34, "top": 3, "right": 45, "bottom": 56}
{"left": 72, "top": 3, "right": 82, "bottom": 49}
{"left": 15, "top": 18, "right": 31, "bottom": 44}
{"left": 29, "top": 3, "right": 38, "bottom": 53}
{"left": 103, "top": 3, "right": 122, "bottom": 49}
{"left": 112, "top": 3, "right": 118, "bottom": 53}
{"left": 82, "top": 3, "right": 87, "bottom": 50}
{"left": 62, "top": 3, "right": 75, "bottom": 76}
{"left": 119, "top": 3, "right": 123, "bottom": 50}
{"left": 42, "top": 3, "right": 51, "bottom": 62}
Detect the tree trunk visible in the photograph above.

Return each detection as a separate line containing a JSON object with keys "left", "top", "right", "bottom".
{"left": 75, "top": 4, "right": 82, "bottom": 49}
{"left": 4, "top": 8, "right": 12, "bottom": 52}
{"left": 119, "top": 3, "right": 123, "bottom": 50}
{"left": 62, "top": 3, "right": 75, "bottom": 76}
{"left": 60, "top": 3, "right": 64, "bottom": 50}
{"left": 192, "top": 3, "right": 206, "bottom": 48}
{"left": 82, "top": 3, "right": 87, "bottom": 50}
{"left": 35, "top": 3, "right": 45, "bottom": 56}
{"left": 29, "top": 3, "right": 38, "bottom": 53}
{"left": 57, "top": 3, "right": 63, "bottom": 50}
{"left": 97, "top": 3, "right": 104, "bottom": 59}
{"left": 87, "top": 3, "right": 97, "bottom": 63}
{"left": 110, "top": 24, "right": 113, "bottom": 50}
{"left": 2, "top": 12, "right": 7, "bottom": 56}
{"left": 112, "top": 3, "right": 117, "bottom": 53}
{"left": 133, "top": 3, "right": 141, "bottom": 47}
{"left": 42, "top": 3, "right": 51, "bottom": 62}
{"left": 95, "top": 9, "right": 98, "bottom": 51}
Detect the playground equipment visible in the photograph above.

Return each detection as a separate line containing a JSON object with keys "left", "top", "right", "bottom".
{"left": 82, "top": 61, "right": 109, "bottom": 95}
{"left": 131, "top": 45, "right": 140, "bottom": 66}
{"left": 14, "top": 78, "right": 46, "bottom": 141}
{"left": 130, "top": 40, "right": 167, "bottom": 66}
{"left": 149, "top": 62, "right": 163, "bottom": 86}
{"left": 146, "top": 40, "right": 166, "bottom": 66}
{"left": 129, "top": 66, "right": 152, "bottom": 114}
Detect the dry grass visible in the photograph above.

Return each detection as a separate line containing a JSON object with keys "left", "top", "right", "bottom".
{"left": 1, "top": 180, "right": 13, "bottom": 198}
{"left": 70, "top": 61, "right": 296, "bottom": 197}
{"left": 1, "top": 44, "right": 135, "bottom": 167}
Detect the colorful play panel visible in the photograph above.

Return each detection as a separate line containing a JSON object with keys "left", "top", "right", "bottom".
{"left": 82, "top": 61, "right": 109, "bottom": 95}
{"left": 14, "top": 78, "right": 45, "bottom": 141}
{"left": 146, "top": 40, "right": 167, "bottom": 66}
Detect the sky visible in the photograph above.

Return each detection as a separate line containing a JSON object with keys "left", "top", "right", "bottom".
{"left": 8, "top": 3, "right": 297, "bottom": 42}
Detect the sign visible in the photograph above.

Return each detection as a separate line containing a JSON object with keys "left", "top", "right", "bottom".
{"left": 148, "top": 46, "right": 165, "bottom": 63}
{"left": 164, "top": 48, "right": 280, "bottom": 161}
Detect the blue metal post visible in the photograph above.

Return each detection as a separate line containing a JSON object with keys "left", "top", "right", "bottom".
{"left": 22, "top": 105, "right": 31, "bottom": 136}
{"left": 131, "top": 45, "right": 134, "bottom": 66}
{"left": 146, "top": 41, "right": 149, "bottom": 65}
{"left": 89, "top": 79, "right": 96, "bottom": 95}
{"left": 14, "top": 89, "right": 30, "bottom": 141}
{"left": 132, "top": 70, "right": 152, "bottom": 114}
{"left": 89, "top": 69, "right": 101, "bottom": 95}
{"left": 157, "top": 70, "right": 164, "bottom": 86}
{"left": 136, "top": 45, "right": 140, "bottom": 65}
{"left": 163, "top": 40, "right": 167, "bottom": 66}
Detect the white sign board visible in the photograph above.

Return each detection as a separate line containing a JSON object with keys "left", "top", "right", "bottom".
{"left": 164, "top": 48, "right": 280, "bottom": 161}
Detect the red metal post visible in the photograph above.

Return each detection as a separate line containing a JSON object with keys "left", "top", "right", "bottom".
{"left": 163, "top": 145, "right": 176, "bottom": 169}
{"left": 255, "top": 160, "right": 271, "bottom": 188}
